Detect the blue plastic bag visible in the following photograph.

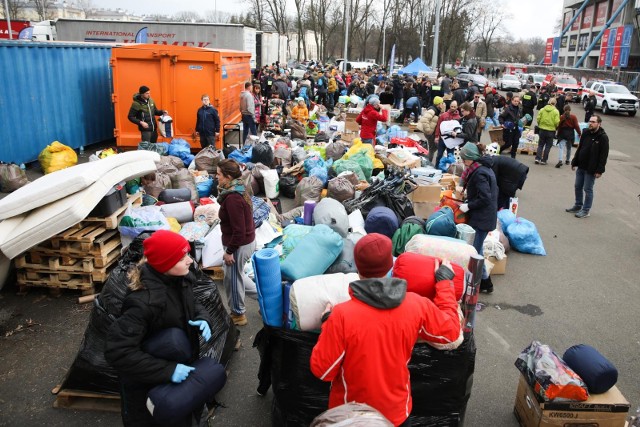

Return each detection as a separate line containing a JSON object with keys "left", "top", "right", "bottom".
{"left": 304, "top": 153, "right": 325, "bottom": 174}
{"left": 196, "top": 177, "right": 213, "bottom": 198}
{"left": 438, "top": 153, "right": 456, "bottom": 172}
{"left": 228, "top": 146, "right": 253, "bottom": 164}
{"left": 497, "top": 209, "right": 517, "bottom": 234}
{"left": 506, "top": 217, "right": 546, "bottom": 255}
{"left": 167, "top": 138, "right": 195, "bottom": 167}
{"left": 309, "top": 166, "right": 328, "bottom": 185}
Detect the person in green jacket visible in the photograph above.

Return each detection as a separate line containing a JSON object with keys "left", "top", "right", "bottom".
{"left": 127, "top": 85, "right": 167, "bottom": 144}
{"left": 535, "top": 97, "right": 560, "bottom": 165}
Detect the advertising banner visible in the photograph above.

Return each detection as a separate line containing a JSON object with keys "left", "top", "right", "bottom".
{"left": 605, "top": 27, "right": 617, "bottom": 66}
{"left": 569, "top": 35, "right": 578, "bottom": 52}
{"left": 611, "top": 0, "right": 623, "bottom": 25}
{"left": 552, "top": 37, "right": 561, "bottom": 64}
{"left": 544, "top": 38, "right": 554, "bottom": 64}
{"left": 595, "top": 1, "right": 607, "bottom": 27}
{"left": 582, "top": 4, "right": 594, "bottom": 29}
{"left": 599, "top": 29, "right": 610, "bottom": 67}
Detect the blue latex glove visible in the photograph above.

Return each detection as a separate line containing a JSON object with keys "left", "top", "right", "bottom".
{"left": 171, "top": 364, "right": 195, "bottom": 383}
{"left": 188, "top": 320, "right": 211, "bottom": 342}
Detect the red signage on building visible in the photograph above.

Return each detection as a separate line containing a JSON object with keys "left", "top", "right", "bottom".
{"left": 0, "top": 20, "right": 30, "bottom": 39}
{"left": 611, "top": 26, "right": 624, "bottom": 66}
{"left": 582, "top": 4, "right": 594, "bottom": 29}
{"left": 599, "top": 29, "right": 610, "bottom": 67}
{"left": 571, "top": 10, "right": 581, "bottom": 31}
{"left": 595, "top": 1, "right": 607, "bottom": 27}
{"left": 611, "top": 0, "right": 623, "bottom": 24}
{"left": 564, "top": 11, "right": 572, "bottom": 29}
{"left": 544, "top": 38, "right": 554, "bottom": 65}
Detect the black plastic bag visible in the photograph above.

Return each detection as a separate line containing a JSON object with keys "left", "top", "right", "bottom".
{"left": 251, "top": 142, "right": 274, "bottom": 166}
{"left": 279, "top": 175, "right": 298, "bottom": 199}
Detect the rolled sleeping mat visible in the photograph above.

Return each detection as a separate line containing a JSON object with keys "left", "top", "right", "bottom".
{"left": 146, "top": 357, "right": 226, "bottom": 426}
{"left": 251, "top": 248, "right": 283, "bottom": 327}
{"left": 158, "top": 188, "right": 192, "bottom": 204}
{"left": 160, "top": 201, "right": 195, "bottom": 223}
{"left": 563, "top": 344, "right": 618, "bottom": 394}
{"left": 142, "top": 327, "right": 192, "bottom": 363}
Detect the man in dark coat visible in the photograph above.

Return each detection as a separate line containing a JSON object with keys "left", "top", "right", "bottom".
{"left": 521, "top": 85, "right": 537, "bottom": 120}
{"left": 584, "top": 90, "right": 597, "bottom": 122}
{"left": 195, "top": 94, "right": 220, "bottom": 148}
{"left": 566, "top": 115, "right": 609, "bottom": 218}
{"left": 128, "top": 85, "right": 167, "bottom": 144}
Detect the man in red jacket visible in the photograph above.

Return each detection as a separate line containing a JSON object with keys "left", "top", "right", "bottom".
{"left": 356, "top": 97, "right": 388, "bottom": 144}
{"left": 310, "top": 233, "right": 461, "bottom": 427}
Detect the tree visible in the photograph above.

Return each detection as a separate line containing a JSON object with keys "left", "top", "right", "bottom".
{"left": 173, "top": 11, "right": 201, "bottom": 23}
{"left": 203, "top": 10, "right": 232, "bottom": 23}
{"left": 293, "top": 0, "right": 308, "bottom": 60}
{"left": 474, "top": 7, "right": 507, "bottom": 61}
{"left": 31, "top": 0, "right": 55, "bottom": 21}
{"left": 75, "top": 0, "right": 93, "bottom": 18}
{"left": 243, "top": 0, "right": 267, "bottom": 31}
{"left": 0, "top": 0, "right": 28, "bottom": 20}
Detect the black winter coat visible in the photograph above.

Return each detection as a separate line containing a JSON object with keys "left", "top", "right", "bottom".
{"left": 105, "top": 264, "right": 211, "bottom": 385}
{"left": 465, "top": 156, "right": 498, "bottom": 232}
{"left": 584, "top": 95, "right": 597, "bottom": 113}
{"left": 571, "top": 127, "right": 609, "bottom": 175}
{"left": 490, "top": 155, "right": 529, "bottom": 197}
{"left": 195, "top": 105, "right": 220, "bottom": 136}
{"left": 459, "top": 115, "right": 478, "bottom": 143}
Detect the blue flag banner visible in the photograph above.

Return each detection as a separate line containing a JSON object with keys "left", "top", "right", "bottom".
{"left": 135, "top": 27, "right": 148, "bottom": 43}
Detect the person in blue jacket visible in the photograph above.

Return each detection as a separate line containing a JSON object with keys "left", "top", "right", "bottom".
{"left": 458, "top": 142, "right": 498, "bottom": 293}
{"left": 195, "top": 94, "right": 221, "bottom": 148}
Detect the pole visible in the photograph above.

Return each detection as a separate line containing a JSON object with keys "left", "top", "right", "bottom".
{"left": 4, "top": 0, "right": 13, "bottom": 40}
{"left": 419, "top": 5, "right": 425, "bottom": 60}
{"left": 432, "top": 0, "right": 441, "bottom": 70}
{"left": 382, "top": 27, "right": 386, "bottom": 68}
{"left": 343, "top": 0, "right": 351, "bottom": 73}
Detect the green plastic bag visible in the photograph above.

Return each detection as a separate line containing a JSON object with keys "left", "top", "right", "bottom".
{"left": 347, "top": 149, "right": 374, "bottom": 181}
{"left": 333, "top": 159, "right": 365, "bottom": 181}
{"left": 306, "top": 145, "right": 327, "bottom": 160}
{"left": 392, "top": 223, "right": 424, "bottom": 256}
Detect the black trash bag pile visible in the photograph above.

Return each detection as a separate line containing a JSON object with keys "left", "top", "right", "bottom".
{"left": 59, "top": 232, "right": 238, "bottom": 395}
{"left": 254, "top": 327, "right": 476, "bottom": 427}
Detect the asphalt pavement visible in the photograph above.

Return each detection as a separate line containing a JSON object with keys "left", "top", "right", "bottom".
{"left": 1, "top": 100, "right": 639, "bottom": 426}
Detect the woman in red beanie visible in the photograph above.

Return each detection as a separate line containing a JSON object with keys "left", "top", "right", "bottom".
{"left": 105, "top": 230, "right": 213, "bottom": 427}
{"left": 216, "top": 159, "right": 256, "bottom": 326}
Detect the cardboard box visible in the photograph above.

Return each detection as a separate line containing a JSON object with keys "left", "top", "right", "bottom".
{"left": 345, "top": 112, "right": 360, "bottom": 133}
{"left": 485, "top": 255, "right": 507, "bottom": 275}
{"left": 514, "top": 375, "right": 629, "bottom": 427}
{"left": 410, "top": 183, "right": 443, "bottom": 203}
{"left": 387, "top": 151, "right": 421, "bottom": 169}
{"left": 412, "top": 201, "right": 440, "bottom": 219}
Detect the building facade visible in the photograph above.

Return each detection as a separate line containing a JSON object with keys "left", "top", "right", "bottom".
{"left": 557, "top": 0, "right": 640, "bottom": 69}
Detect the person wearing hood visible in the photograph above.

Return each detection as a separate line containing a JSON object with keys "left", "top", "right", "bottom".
{"left": 535, "top": 97, "right": 560, "bottom": 165}
{"left": 105, "top": 230, "right": 213, "bottom": 426}
{"left": 128, "top": 85, "right": 167, "bottom": 144}
{"left": 458, "top": 142, "right": 498, "bottom": 293}
{"left": 310, "top": 233, "right": 461, "bottom": 427}
{"left": 499, "top": 95, "right": 522, "bottom": 158}
{"left": 356, "top": 97, "right": 388, "bottom": 144}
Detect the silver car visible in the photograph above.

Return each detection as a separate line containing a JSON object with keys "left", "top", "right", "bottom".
{"left": 498, "top": 74, "right": 522, "bottom": 91}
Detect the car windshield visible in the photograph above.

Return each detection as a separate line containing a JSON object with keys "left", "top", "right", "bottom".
{"left": 503, "top": 75, "right": 518, "bottom": 81}
{"left": 605, "top": 85, "right": 630, "bottom": 94}
{"left": 556, "top": 76, "right": 577, "bottom": 84}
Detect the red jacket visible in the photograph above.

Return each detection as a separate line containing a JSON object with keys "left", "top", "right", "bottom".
{"left": 435, "top": 109, "right": 461, "bottom": 140}
{"left": 310, "top": 277, "right": 460, "bottom": 426}
{"left": 356, "top": 104, "right": 388, "bottom": 139}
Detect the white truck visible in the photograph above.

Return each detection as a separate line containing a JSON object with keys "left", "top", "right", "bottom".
{"left": 30, "top": 19, "right": 289, "bottom": 68}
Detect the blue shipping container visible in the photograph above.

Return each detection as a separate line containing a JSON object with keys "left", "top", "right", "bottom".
{"left": 0, "top": 41, "right": 114, "bottom": 164}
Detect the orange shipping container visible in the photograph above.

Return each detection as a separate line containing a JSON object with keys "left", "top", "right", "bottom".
{"left": 110, "top": 44, "right": 251, "bottom": 150}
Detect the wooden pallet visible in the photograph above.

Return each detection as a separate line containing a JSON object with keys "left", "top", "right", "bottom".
{"left": 17, "top": 270, "right": 95, "bottom": 295}
{"left": 53, "top": 388, "right": 121, "bottom": 412}
{"left": 36, "top": 225, "right": 122, "bottom": 257}
{"left": 517, "top": 148, "right": 536, "bottom": 156}
{"left": 202, "top": 266, "right": 224, "bottom": 281}
{"left": 83, "top": 192, "right": 142, "bottom": 229}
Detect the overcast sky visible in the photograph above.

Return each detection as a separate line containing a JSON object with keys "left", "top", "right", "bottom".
{"left": 89, "top": 0, "right": 562, "bottom": 41}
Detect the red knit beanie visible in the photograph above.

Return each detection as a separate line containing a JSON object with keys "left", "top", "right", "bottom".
{"left": 354, "top": 233, "right": 394, "bottom": 278}
{"left": 143, "top": 230, "right": 191, "bottom": 273}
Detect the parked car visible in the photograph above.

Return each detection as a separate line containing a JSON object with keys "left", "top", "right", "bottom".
{"left": 457, "top": 73, "right": 489, "bottom": 89}
{"left": 498, "top": 74, "right": 522, "bottom": 91}
{"left": 542, "top": 73, "right": 581, "bottom": 101}
{"left": 291, "top": 65, "right": 308, "bottom": 79}
{"left": 581, "top": 81, "right": 639, "bottom": 117}
{"left": 455, "top": 66, "right": 470, "bottom": 73}
{"left": 521, "top": 73, "right": 546, "bottom": 90}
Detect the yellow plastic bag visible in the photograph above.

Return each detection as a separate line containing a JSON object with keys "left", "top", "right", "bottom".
{"left": 342, "top": 138, "right": 384, "bottom": 170}
{"left": 38, "top": 141, "right": 78, "bottom": 174}
{"left": 166, "top": 217, "right": 182, "bottom": 233}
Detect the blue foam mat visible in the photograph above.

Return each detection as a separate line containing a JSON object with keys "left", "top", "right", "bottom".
{"left": 251, "top": 248, "right": 283, "bottom": 327}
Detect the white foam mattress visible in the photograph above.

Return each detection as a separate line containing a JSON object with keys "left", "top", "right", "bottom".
{"left": 0, "top": 159, "right": 157, "bottom": 259}
{"left": 0, "top": 151, "right": 160, "bottom": 220}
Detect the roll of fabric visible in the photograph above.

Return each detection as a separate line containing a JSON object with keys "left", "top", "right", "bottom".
{"left": 303, "top": 200, "right": 316, "bottom": 225}
{"left": 251, "top": 248, "right": 283, "bottom": 327}
{"left": 158, "top": 188, "right": 192, "bottom": 204}
{"left": 563, "top": 344, "right": 618, "bottom": 394}
{"left": 160, "top": 201, "right": 194, "bottom": 223}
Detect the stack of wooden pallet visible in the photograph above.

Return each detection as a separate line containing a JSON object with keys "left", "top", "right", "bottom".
{"left": 16, "top": 193, "right": 141, "bottom": 296}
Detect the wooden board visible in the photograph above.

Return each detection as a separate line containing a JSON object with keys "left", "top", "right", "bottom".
{"left": 53, "top": 388, "right": 121, "bottom": 413}
{"left": 202, "top": 266, "right": 224, "bottom": 281}
{"left": 83, "top": 192, "right": 142, "bottom": 229}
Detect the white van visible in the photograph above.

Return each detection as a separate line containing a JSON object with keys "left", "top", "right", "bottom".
{"left": 336, "top": 60, "right": 378, "bottom": 72}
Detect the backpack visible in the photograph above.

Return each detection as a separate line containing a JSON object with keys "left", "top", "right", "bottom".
{"left": 317, "top": 77, "right": 324, "bottom": 87}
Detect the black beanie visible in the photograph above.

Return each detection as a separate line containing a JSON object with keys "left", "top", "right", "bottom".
{"left": 139, "top": 85, "right": 150, "bottom": 94}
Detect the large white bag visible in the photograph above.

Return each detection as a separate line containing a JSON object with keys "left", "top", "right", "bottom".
{"left": 201, "top": 224, "right": 224, "bottom": 268}
{"left": 290, "top": 273, "right": 359, "bottom": 331}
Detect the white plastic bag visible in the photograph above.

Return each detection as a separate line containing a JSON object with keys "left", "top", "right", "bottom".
{"left": 201, "top": 224, "right": 224, "bottom": 268}
{"left": 118, "top": 206, "right": 171, "bottom": 247}
{"left": 262, "top": 169, "right": 280, "bottom": 198}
